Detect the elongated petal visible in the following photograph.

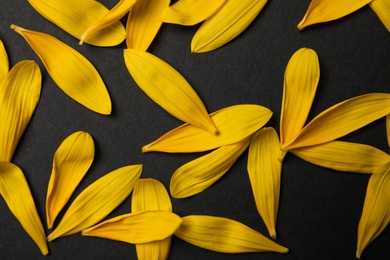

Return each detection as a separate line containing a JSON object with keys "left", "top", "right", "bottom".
{"left": 132, "top": 179, "right": 172, "bottom": 260}
{"left": 47, "top": 164, "right": 142, "bottom": 241}
{"left": 171, "top": 135, "right": 252, "bottom": 198}
{"left": 46, "top": 131, "right": 95, "bottom": 229}
{"left": 0, "top": 162, "right": 48, "bottom": 255}
{"left": 247, "top": 127, "right": 281, "bottom": 239}
{"left": 142, "top": 104, "right": 272, "bottom": 153}
{"left": 282, "top": 93, "right": 390, "bottom": 151}
{"left": 27, "top": 0, "right": 125, "bottom": 46}
{"left": 356, "top": 161, "right": 390, "bottom": 258}
{"left": 387, "top": 114, "right": 390, "bottom": 148}
{"left": 0, "top": 60, "right": 41, "bottom": 162}
{"left": 280, "top": 48, "right": 319, "bottom": 147}
{"left": 162, "top": 0, "right": 226, "bottom": 26}
{"left": 370, "top": 0, "right": 390, "bottom": 33}
{"left": 11, "top": 25, "right": 112, "bottom": 115}
{"left": 297, "top": 0, "right": 372, "bottom": 30}
{"left": 126, "top": 0, "right": 170, "bottom": 50}
{"left": 174, "top": 215, "right": 289, "bottom": 253}
{"left": 124, "top": 49, "right": 217, "bottom": 134}
{"left": 191, "top": 0, "right": 268, "bottom": 53}
{"left": 291, "top": 141, "right": 390, "bottom": 174}
{"left": 82, "top": 211, "right": 182, "bottom": 243}
{"left": 80, "top": 0, "right": 136, "bottom": 45}
{"left": 0, "top": 39, "right": 9, "bottom": 84}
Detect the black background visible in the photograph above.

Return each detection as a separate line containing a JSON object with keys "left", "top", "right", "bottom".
{"left": 1, "top": 0, "right": 389, "bottom": 259}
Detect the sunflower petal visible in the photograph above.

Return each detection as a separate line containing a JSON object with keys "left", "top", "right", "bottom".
{"left": 387, "top": 114, "right": 390, "bottom": 148}
{"left": 27, "top": 0, "right": 125, "bottom": 46}
{"left": 47, "top": 164, "right": 142, "bottom": 241}
{"left": 11, "top": 25, "right": 112, "bottom": 115}
{"left": 0, "top": 162, "right": 48, "bottom": 255}
{"left": 0, "top": 39, "right": 9, "bottom": 84}
{"left": 297, "top": 0, "right": 371, "bottom": 30}
{"left": 142, "top": 104, "right": 272, "bottom": 153}
{"left": 162, "top": 0, "right": 226, "bottom": 26}
{"left": 46, "top": 131, "right": 94, "bottom": 229}
{"left": 191, "top": 0, "right": 268, "bottom": 53}
{"left": 124, "top": 49, "right": 217, "bottom": 134}
{"left": 126, "top": 0, "right": 170, "bottom": 50}
{"left": 170, "top": 135, "right": 252, "bottom": 198}
{"left": 0, "top": 60, "right": 41, "bottom": 162}
{"left": 79, "top": 0, "right": 136, "bottom": 45}
{"left": 291, "top": 141, "right": 390, "bottom": 174}
{"left": 247, "top": 127, "right": 281, "bottom": 239}
{"left": 356, "top": 161, "right": 390, "bottom": 259}
{"left": 174, "top": 215, "right": 289, "bottom": 253}
{"left": 82, "top": 211, "right": 182, "bottom": 243}
{"left": 370, "top": 0, "right": 390, "bottom": 31}
{"left": 282, "top": 93, "right": 390, "bottom": 151}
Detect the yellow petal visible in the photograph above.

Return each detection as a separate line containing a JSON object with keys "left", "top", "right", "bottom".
{"left": 370, "top": 0, "right": 390, "bottom": 33}
{"left": 247, "top": 127, "right": 281, "bottom": 239}
{"left": 11, "top": 25, "right": 112, "bottom": 115}
{"left": 47, "top": 164, "right": 142, "bottom": 241}
{"left": 387, "top": 114, "right": 390, "bottom": 148}
{"left": 0, "top": 39, "right": 9, "bottom": 84}
{"left": 80, "top": 0, "right": 136, "bottom": 45}
{"left": 191, "top": 0, "right": 268, "bottom": 53}
{"left": 162, "top": 0, "right": 226, "bottom": 26}
{"left": 297, "top": 0, "right": 371, "bottom": 30}
{"left": 142, "top": 104, "right": 272, "bottom": 153}
{"left": 280, "top": 48, "right": 319, "bottom": 148}
{"left": 27, "top": 0, "right": 125, "bottom": 46}
{"left": 291, "top": 141, "right": 390, "bottom": 174}
{"left": 282, "top": 93, "right": 390, "bottom": 151}
{"left": 82, "top": 210, "right": 182, "bottom": 243}
{"left": 0, "top": 162, "right": 48, "bottom": 255}
{"left": 356, "top": 161, "right": 390, "bottom": 259}
{"left": 170, "top": 135, "right": 252, "bottom": 198}
{"left": 174, "top": 215, "right": 289, "bottom": 253}
{"left": 132, "top": 178, "right": 173, "bottom": 260}
{"left": 124, "top": 49, "right": 217, "bottom": 134}
{"left": 0, "top": 60, "right": 41, "bottom": 162}
{"left": 126, "top": 0, "right": 170, "bottom": 50}
{"left": 46, "top": 131, "right": 95, "bottom": 229}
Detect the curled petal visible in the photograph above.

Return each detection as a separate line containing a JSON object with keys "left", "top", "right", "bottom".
{"left": 47, "top": 164, "right": 142, "bottom": 241}
{"left": 370, "top": 0, "right": 390, "bottom": 31}
{"left": 142, "top": 104, "right": 272, "bottom": 153}
{"left": 174, "top": 215, "right": 289, "bottom": 253}
{"left": 0, "top": 162, "right": 48, "bottom": 255}
{"left": 46, "top": 131, "right": 95, "bottom": 229}
{"left": 0, "top": 39, "right": 9, "bottom": 84}
{"left": 11, "top": 25, "right": 112, "bottom": 115}
{"left": 170, "top": 136, "right": 252, "bottom": 198}
{"left": 124, "top": 49, "right": 217, "bottom": 134}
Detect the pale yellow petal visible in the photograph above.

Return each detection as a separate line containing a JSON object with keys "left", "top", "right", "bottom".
{"left": 124, "top": 49, "right": 217, "bottom": 134}
{"left": 247, "top": 127, "right": 281, "bottom": 239}
{"left": 356, "top": 161, "right": 390, "bottom": 258}
{"left": 47, "top": 164, "right": 142, "bottom": 241}
{"left": 370, "top": 0, "right": 390, "bottom": 31}
{"left": 82, "top": 211, "right": 182, "bottom": 243}
{"left": 0, "top": 39, "right": 9, "bottom": 84}
{"left": 191, "top": 0, "right": 268, "bottom": 53}
{"left": 11, "top": 25, "right": 112, "bottom": 115}
{"left": 27, "top": 0, "right": 125, "bottom": 46}
{"left": 0, "top": 60, "right": 41, "bottom": 162}
{"left": 291, "top": 141, "right": 390, "bottom": 174}
{"left": 46, "top": 131, "right": 95, "bottom": 229}
{"left": 0, "top": 162, "right": 48, "bottom": 255}
{"left": 142, "top": 104, "right": 272, "bottom": 153}
{"left": 162, "top": 0, "right": 226, "bottom": 26}
{"left": 174, "top": 215, "right": 289, "bottom": 253}
{"left": 126, "top": 0, "right": 170, "bottom": 50}
{"left": 282, "top": 93, "right": 390, "bottom": 151}
{"left": 170, "top": 135, "right": 252, "bottom": 198}
{"left": 297, "top": 0, "right": 372, "bottom": 30}
{"left": 80, "top": 0, "right": 136, "bottom": 45}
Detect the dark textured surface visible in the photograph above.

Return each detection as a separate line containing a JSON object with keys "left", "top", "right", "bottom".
{"left": 1, "top": 0, "right": 389, "bottom": 259}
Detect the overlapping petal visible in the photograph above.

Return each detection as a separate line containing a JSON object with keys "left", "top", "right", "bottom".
{"left": 142, "top": 104, "right": 272, "bottom": 153}
{"left": 124, "top": 49, "right": 217, "bottom": 134}
{"left": 11, "top": 25, "right": 112, "bottom": 115}
{"left": 0, "top": 39, "right": 9, "bottom": 84}
{"left": 370, "top": 0, "right": 390, "bottom": 31}
{"left": 46, "top": 131, "right": 95, "bottom": 229}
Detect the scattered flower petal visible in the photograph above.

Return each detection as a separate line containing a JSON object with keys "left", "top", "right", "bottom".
{"left": 370, "top": 0, "right": 390, "bottom": 31}
{"left": 0, "top": 39, "right": 9, "bottom": 84}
